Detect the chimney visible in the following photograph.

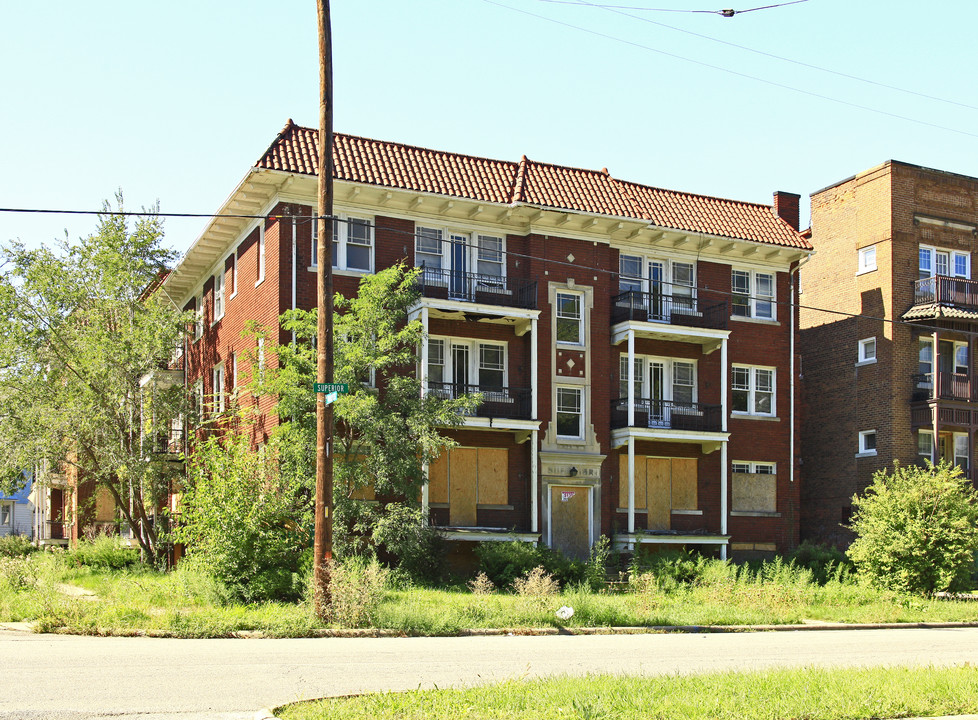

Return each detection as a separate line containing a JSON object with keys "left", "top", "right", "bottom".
{"left": 773, "top": 191, "right": 800, "bottom": 230}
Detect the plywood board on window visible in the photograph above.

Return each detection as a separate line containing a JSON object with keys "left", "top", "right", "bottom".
{"left": 427, "top": 452, "right": 449, "bottom": 504}
{"left": 671, "top": 458, "right": 698, "bottom": 511}
{"left": 95, "top": 487, "right": 115, "bottom": 523}
{"left": 449, "top": 448, "right": 478, "bottom": 526}
{"left": 646, "top": 458, "right": 671, "bottom": 531}
{"left": 732, "top": 472, "right": 777, "bottom": 513}
{"left": 618, "top": 454, "right": 648, "bottom": 509}
{"left": 477, "top": 448, "right": 508, "bottom": 505}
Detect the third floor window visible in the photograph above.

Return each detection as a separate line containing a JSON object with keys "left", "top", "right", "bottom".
{"left": 919, "top": 245, "right": 970, "bottom": 280}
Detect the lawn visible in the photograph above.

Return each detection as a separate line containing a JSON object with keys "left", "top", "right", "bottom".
{"left": 2, "top": 547, "right": 978, "bottom": 638}
{"left": 276, "top": 664, "right": 978, "bottom": 720}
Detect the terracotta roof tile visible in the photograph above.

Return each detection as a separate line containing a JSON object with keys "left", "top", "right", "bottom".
{"left": 256, "top": 120, "right": 811, "bottom": 250}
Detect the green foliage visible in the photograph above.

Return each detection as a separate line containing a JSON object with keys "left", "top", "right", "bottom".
{"left": 788, "top": 540, "right": 852, "bottom": 585}
{"left": 629, "top": 548, "right": 708, "bottom": 589}
{"left": 0, "top": 194, "right": 189, "bottom": 563}
{"left": 848, "top": 461, "right": 978, "bottom": 594}
{"left": 67, "top": 536, "right": 139, "bottom": 570}
{"left": 174, "top": 434, "right": 310, "bottom": 603}
{"left": 371, "top": 504, "right": 447, "bottom": 585}
{"left": 584, "top": 535, "right": 613, "bottom": 590}
{"left": 475, "top": 541, "right": 586, "bottom": 589}
{"left": 0, "top": 534, "right": 37, "bottom": 558}
{"left": 322, "top": 557, "right": 389, "bottom": 627}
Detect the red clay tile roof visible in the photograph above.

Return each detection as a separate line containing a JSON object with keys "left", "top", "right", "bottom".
{"left": 257, "top": 119, "right": 811, "bottom": 250}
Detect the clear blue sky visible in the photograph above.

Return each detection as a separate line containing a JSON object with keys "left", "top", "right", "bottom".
{"left": 3, "top": 1, "right": 977, "bottom": 254}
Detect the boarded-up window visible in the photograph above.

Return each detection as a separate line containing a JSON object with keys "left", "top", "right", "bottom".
{"left": 618, "top": 455, "right": 698, "bottom": 530}
{"left": 95, "top": 487, "right": 115, "bottom": 523}
{"left": 428, "top": 447, "right": 509, "bottom": 526}
{"left": 732, "top": 472, "right": 777, "bottom": 513}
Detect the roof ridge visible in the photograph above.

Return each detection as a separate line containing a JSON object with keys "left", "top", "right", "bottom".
{"left": 510, "top": 155, "right": 529, "bottom": 204}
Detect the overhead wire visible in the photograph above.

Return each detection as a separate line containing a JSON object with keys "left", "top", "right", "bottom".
{"left": 481, "top": 0, "right": 978, "bottom": 139}
{"left": 0, "top": 204, "right": 971, "bottom": 339}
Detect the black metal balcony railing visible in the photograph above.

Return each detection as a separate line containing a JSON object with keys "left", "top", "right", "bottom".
{"left": 144, "top": 428, "right": 185, "bottom": 456}
{"left": 610, "top": 397, "right": 722, "bottom": 432}
{"left": 611, "top": 290, "right": 728, "bottom": 329}
{"left": 427, "top": 382, "right": 532, "bottom": 420}
{"left": 912, "top": 372, "right": 976, "bottom": 402}
{"left": 913, "top": 276, "right": 978, "bottom": 310}
{"left": 416, "top": 266, "right": 538, "bottom": 309}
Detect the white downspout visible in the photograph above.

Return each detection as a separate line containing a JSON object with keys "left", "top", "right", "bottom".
{"left": 291, "top": 217, "right": 297, "bottom": 345}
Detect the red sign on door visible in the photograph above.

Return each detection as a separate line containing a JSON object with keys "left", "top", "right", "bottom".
{"left": 561, "top": 490, "right": 576, "bottom": 502}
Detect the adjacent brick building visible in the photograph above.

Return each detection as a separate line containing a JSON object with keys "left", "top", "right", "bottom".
{"left": 800, "top": 160, "right": 978, "bottom": 546}
{"left": 160, "top": 120, "right": 812, "bottom": 560}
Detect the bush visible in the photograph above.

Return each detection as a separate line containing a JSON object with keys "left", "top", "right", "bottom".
{"left": 321, "top": 557, "right": 388, "bottom": 627}
{"left": 67, "top": 536, "right": 139, "bottom": 570}
{"left": 788, "top": 540, "right": 852, "bottom": 585}
{"left": 629, "top": 548, "right": 706, "bottom": 589}
{"left": 476, "top": 541, "right": 586, "bottom": 589}
{"left": 371, "top": 503, "right": 446, "bottom": 585}
{"left": 848, "top": 461, "right": 978, "bottom": 594}
{"left": 0, "top": 534, "right": 36, "bottom": 558}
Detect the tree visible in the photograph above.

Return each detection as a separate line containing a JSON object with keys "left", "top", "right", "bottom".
{"left": 847, "top": 461, "right": 978, "bottom": 594}
{"left": 252, "top": 263, "right": 476, "bottom": 568}
{"left": 0, "top": 195, "right": 188, "bottom": 564}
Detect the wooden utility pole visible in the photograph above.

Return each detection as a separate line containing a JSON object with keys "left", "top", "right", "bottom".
{"left": 313, "top": 0, "right": 334, "bottom": 617}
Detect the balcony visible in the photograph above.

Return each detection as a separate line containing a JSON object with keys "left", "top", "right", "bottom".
{"left": 142, "top": 427, "right": 185, "bottom": 456}
{"left": 610, "top": 398, "right": 722, "bottom": 433}
{"left": 612, "top": 290, "right": 728, "bottom": 330}
{"left": 416, "top": 266, "right": 537, "bottom": 310}
{"left": 911, "top": 276, "right": 978, "bottom": 313}
{"left": 428, "top": 381, "right": 532, "bottom": 420}
{"left": 912, "top": 372, "right": 977, "bottom": 402}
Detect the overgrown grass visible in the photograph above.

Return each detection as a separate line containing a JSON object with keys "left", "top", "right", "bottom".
{"left": 2, "top": 549, "right": 978, "bottom": 638}
{"left": 278, "top": 664, "right": 978, "bottom": 720}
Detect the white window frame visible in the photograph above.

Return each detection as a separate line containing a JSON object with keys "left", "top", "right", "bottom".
{"left": 556, "top": 386, "right": 584, "bottom": 440}
{"left": 918, "top": 430, "right": 934, "bottom": 464}
{"left": 315, "top": 214, "right": 374, "bottom": 273}
{"left": 857, "top": 430, "right": 878, "bottom": 457}
{"left": 731, "top": 365, "right": 776, "bottom": 417}
{"left": 732, "top": 461, "right": 776, "bottom": 474}
{"left": 255, "top": 224, "right": 265, "bottom": 287}
{"left": 731, "top": 268, "right": 776, "bottom": 320}
{"left": 193, "top": 292, "right": 204, "bottom": 341}
{"left": 0, "top": 501, "right": 11, "bottom": 528}
{"left": 954, "top": 432, "right": 970, "bottom": 470}
{"left": 213, "top": 269, "right": 225, "bottom": 323}
{"left": 857, "top": 337, "right": 877, "bottom": 365}
{"left": 857, "top": 245, "right": 877, "bottom": 275}
{"left": 619, "top": 354, "right": 697, "bottom": 404}
{"left": 555, "top": 291, "right": 584, "bottom": 346}
{"left": 426, "top": 336, "right": 508, "bottom": 391}
{"left": 413, "top": 225, "right": 507, "bottom": 285}
{"left": 228, "top": 247, "right": 238, "bottom": 300}
{"left": 919, "top": 245, "right": 970, "bottom": 280}
{"left": 415, "top": 226, "right": 444, "bottom": 272}
{"left": 212, "top": 364, "right": 225, "bottom": 415}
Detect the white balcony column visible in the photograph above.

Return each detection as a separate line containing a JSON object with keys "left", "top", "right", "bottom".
{"left": 627, "top": 436, "right": 636, "bottom": 535}
{"left": 720, "top": 336, "right": 729, "bottom": 433}
{"left": 627, "top": 328, "right": 636, "bottom": 427}
{"left": 531, "top": 316, "right": 538, "bottom": 420}
{"left": 421, "top": 460, "right": 430, "bottom": 525}
{"left": 531, "top": 429, "right": 539, "bottom": 533}
{"left": 420, "top": 306, "right": 429, "bottom": 397}
{"left": 720, "top": 440, "right": 728, "bottom": 561}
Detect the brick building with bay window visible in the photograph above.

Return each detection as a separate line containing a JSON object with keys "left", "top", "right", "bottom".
{"left": 160, "top": 119, "right": 811, "bottom": 560}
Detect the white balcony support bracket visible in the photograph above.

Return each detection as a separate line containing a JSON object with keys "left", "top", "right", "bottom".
{"left": 531, "top": 316, "right": 538, "bottom": 420}
{"left": 531, "top": 429, "right": 539, "bottom": 533}
{"left": 627, "top": 436, "right": 636, "bottom": 536}
{"left": 627, "top": 329, "right": 635, "bottom": 428}
{"left": 720, "top": 441, "right": 728, "bottom": 560}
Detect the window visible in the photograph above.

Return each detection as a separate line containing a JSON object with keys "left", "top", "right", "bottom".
{"left": 732, "top": 366, "right": 775, "bottom": 416}
{"left": 415, "top": 227, "right": 443, "bottom": 270}
{"left": 228, "top": 250, "right": 238, "bottom": 299}
{"left": 477, "top": 235, "right": 504, "bottom": 278}
{"left": 426, "top": 337, "right": 507, "bottom": 393}
{"left": 555, "top": 292, "right": 583, "bottom": 344}
{"left": 321, "top": 216, "right": 373, "bottom": 272}
{"left": 955, "top": 433, "right": 970, "bottom": 470}
{"left": 857, "top": 337, "right": 877, "bottom": 364}
{"left": 0, "top": 502, "right": 11, "bottom": 527}
{"left": 731, "top": 269, "right": 775, "bottom": 320}
{"left": 193, "top": 293, "right": 204, "bottom": 341}
{"left": 556, "top": 387, "right": 583, "bottom": 439}
{"left": 428, "top": 339, "right": 445, "bottom": 384}
{"left": 479, "top": 344, "right": 505, "bottom": 390}
{"left": 918, "top": 430, "right": 934, "bottom": 464}
{"left": 619, "top": 356, "right": 644, "bottom": 399}
{"left": 920, "top": 245, "right": 970, "bottom": 280}
{"left": 955, "top": 343, "right": 969, "bottom": 375}
{"left": 230, "top": 352, "right": 238, "bottom": 395}
{"left": 212, "top": 364, "right": 225, "bottom": 415}
{"left": 731, "top": 462, "right": 777, "bottom": 513}
{"left": 256, "top": 225, "right": 265, "bottom": 285}
{"left": 857, "top": 430, "right": 877, "bottom": 456}
{"left": 672, "top": 362, "right": 695, "bottom": 404}
{"left": 213, "top": 269, "right": 225, "bottom": 322}
{"left": 619, "top": 254, "right": 643, "bottom": 293}
{"left": 857, "top": 246, "right": 877, "bottom": 274}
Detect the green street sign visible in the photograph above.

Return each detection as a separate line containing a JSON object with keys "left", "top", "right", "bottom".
{"left": 314, "top": 383, "right": 349, "bottom": 394}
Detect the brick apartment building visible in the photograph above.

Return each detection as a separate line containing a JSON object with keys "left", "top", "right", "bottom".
{"left": 159, "top": 119, "right": 812, "bottom": 560}
{"left": 800, "top": 160, "right": 978, "bottom": 546}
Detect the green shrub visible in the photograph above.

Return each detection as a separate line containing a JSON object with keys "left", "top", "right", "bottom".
{"left": 475, "top": 541, "right": 586, "bottom": 589}
{"left": 629, "top": 548, "right": 706, "bottom": 589}
{"left": 848, "top": 461, "right": 978, "bottom": 594}
{"left": 67, "top": 536, "right": 139, "bottom": 570}
{"left": 584, "top": 535, "right": 613, "bottom": 590}
{"left": 788, "top": 540, "right": 852, "bottom": 585}
{"left": 372, "top": 503, "right": 446, "bottom": 585}
{"left": 321, "top": 557, "right": 388, "bottom": 627}
{"left": 0, "top": 534, "right": 36, "bottom": 558}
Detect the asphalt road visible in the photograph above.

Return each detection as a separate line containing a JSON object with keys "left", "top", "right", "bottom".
{"left": 2, "top": 626, "right": 978, "bottom": 720}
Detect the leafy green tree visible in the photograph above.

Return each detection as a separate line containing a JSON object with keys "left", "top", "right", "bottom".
{"left": 847, "top": 461, "right": 978, "bottom": 594}
{"left": 252, "top": 263, "right": 477, "bottom": 570}
{"left": 0, "top": 196, "right": 188, "bottom": 564}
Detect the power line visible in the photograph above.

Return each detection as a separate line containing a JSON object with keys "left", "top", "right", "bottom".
{"left": 483, "top": 0, "right": 978, "bottom": 139}
{"left": 2, "top": 204, "right": 972, "bottom": 338}
{"left": 542, "top": 0, "right": 978, "bottom": 112}
{"left": 537, "top": 0, "right": 810, "bottom": 16}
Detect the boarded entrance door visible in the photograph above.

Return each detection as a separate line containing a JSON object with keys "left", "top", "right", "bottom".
{"left": 550, "top": 485, "right": 590, "bottom": 560}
